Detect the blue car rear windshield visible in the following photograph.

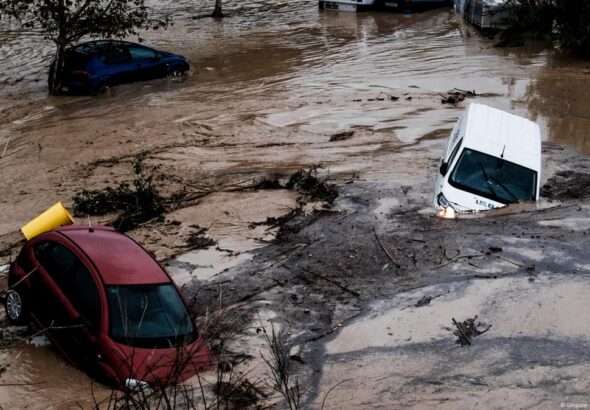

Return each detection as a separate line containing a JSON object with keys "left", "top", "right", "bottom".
{"left": 449, "top": 148, "right": 537, "bottom": 204}
{"left": 107, "top": 284, "right": 196, "bottom": 348}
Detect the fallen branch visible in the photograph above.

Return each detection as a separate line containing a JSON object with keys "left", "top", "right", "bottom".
{"left": 321, "top": 379, "right": 352, "bottom": 410}
{"left": 452, "top": 318, "right": 471, "bottom": 346}
{"left": 373, "top": 228, "right": 395, "bottom": 265}
{"left": 335, "top": 210, "right": 357, "bottom": 222}
{"left": 302, "top": 268, "right": 360, "bottom": 297}
{"left": 494, "top": 254, "right": 524, "bottom": 267}
{"left": 305, "top": 311, "right": 363, "bottom": 343}
{"left": 432, "top": 252, "right": 483, "bottom": 270}
{"left": 0, "top": 382, "right": 46, "bottom": 387}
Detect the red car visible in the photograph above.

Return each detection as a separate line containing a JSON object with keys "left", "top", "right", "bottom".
{"left": 4, "top": 225, "right": 210, "bottom": 389}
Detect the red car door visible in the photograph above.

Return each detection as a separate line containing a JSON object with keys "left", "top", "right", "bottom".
{"left": 32, "top": 240, "right": 104, "bottom": 374}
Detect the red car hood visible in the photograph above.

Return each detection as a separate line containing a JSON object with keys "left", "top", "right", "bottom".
{"left": 107, "top": 337, "right": 211, "bottom": 388}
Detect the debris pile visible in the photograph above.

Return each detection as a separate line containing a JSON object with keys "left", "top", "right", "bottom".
{"left": 441, "top": 88, "right": 477, "bottom": 105}
{"left": 329, "top": 130, "right": 355, "bottom": 142}
{"left": 186, "top": 227, "right": 217, "bottom": 250}
{"left": 452, "top": 316, "right": 491, "bottom": 346}
{"left": 72, "top": 156, "right": 164, "bottom": 232}
{"left": 286, "top": 166, "right": 338, "bottom": 204}
{"left": 541, "top": 171, "right": 590, "bottom": 200}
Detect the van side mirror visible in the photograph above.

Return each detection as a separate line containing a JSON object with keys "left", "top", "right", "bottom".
{"left": 439, "top": 162, "right": 449, "bottom": 176}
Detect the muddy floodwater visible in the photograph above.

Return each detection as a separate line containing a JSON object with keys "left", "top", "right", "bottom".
{"left": 1, "top": 0, "right": 590, "bottom": 408}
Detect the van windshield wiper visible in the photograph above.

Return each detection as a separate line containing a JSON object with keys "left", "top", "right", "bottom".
{"left": 479, "top": 162, "right": 499, "bottom": 198}
{"left": 488, "top": 174, "right": 519, "bottom": 203}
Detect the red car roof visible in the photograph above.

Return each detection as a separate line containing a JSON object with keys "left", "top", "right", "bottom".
{"left": 57, "top": 226, "right": 170, "bottom": 285}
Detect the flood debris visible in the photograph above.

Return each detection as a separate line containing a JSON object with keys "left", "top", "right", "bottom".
{"left": 329, "top": 130, "right": 355, "bottom": 142}
{"left": 72, "top": 155, "right": 164, "bottom": 232}
{"left": 541, "top": 171, "right": 590, "bottom": 200}
{"left": 452, "top": 316, "right": 492, "bottom": 346}
{"left": 260, "top": 324, "right": 302, "bottom": 410}
{"left": 251, "top": 166, "right": 338, "bottom": 204}
{"left": 186, "top": 226, "right": 217, "bottom": 250}
{"left": 440, "top": 88, "right": 477, "bottom": 105}
{"left": 213, "top": 379, "right": 266, "bottom": 409}
{"left": 415, "top": 295, "right": 432, "bottom": 307}
{"left": 286, "top": 166, "right": 338, "bottom": 204}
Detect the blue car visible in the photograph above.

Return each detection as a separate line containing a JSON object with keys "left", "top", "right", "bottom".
{"left": 49, "top": 40, "right": 190, "bottom": 94}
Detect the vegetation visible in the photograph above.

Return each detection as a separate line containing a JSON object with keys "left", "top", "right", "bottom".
{"left": 503, "top": 0, "right": 590, "bottom": 56}
{"left": 0, "top": 0, "right": 170, "bottom": 94}
{"left": 72, "top": 155, "right": 165, "bottom": 232}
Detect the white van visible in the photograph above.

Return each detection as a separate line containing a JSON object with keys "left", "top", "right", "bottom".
{"left": 434, "top": 103, "right": 541, "bottom": 217}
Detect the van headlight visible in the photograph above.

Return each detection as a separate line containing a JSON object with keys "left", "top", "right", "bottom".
{"left": 125, "top": 378, "right": 153, "bottom": 396}
{"left": 437, "top": 193, "right": 456, "bottom": 219}
{"left": 437, "top": 193, "right": 451, "bottom": 209}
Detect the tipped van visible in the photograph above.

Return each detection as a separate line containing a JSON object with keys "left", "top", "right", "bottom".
{"left": 434, "top": 103, "right": 541, "bottom": 216}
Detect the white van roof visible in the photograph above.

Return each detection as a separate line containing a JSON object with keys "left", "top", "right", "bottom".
{"left": 462, "top": 103, "right": 541, "bottom": 172}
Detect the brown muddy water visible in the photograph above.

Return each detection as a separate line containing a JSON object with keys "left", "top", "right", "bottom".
{"left": 1, "top": 0, "right": 590, "bottom": 407}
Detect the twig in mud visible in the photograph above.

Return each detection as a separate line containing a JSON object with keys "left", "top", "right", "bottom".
{"left": 306, "top": 311, "right": 363, "bottom": 343}
{"left": 335, "top": 210, "right": 357, "bottom": 222}
{"left": 302, "top": 268, "right": 360, "bottom": 297}
{"left": 432, "top": 252, "right": 483, "bottom": 270}
{"left": 0, "top": 265, "right": 39, "bottom": 296}
{"left": 0, "top": 144, "right": 29, "bottom": 160}
{"left": 452, "top": 318, "right": 471, "bottom": 346}
{"left": 494, "top": 254, "right": 525, "bottom": 267}
{"left": 0, "top": 381, "right": 46, "bottom": 387}
{"left": 1, "top": 136, "right": 11, "bottom": 158}
{"left": 321, "top": 379, "right": 352, "bottom": 410}
{"left": 373, "top": 228, "right": 396, "bottom": 265}
{"left": 262, "top": 243, "right": 309, "bottom": 263}
{"left": 5, "top": 320, "right": 85, "bottom": 349}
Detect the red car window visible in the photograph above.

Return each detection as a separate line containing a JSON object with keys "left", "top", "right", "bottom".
{"left": 34, "top": 241, "right": 102, "bottom": 332}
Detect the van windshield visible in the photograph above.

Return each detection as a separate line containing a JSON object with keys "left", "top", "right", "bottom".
{"left": 449, "top": 148, "right": 537, "bottom": 204}
{"left": 107, "top": 284, "right": 196, "bottom": 348}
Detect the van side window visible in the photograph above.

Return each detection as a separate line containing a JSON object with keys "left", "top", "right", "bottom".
{"left": 447, "top": 138, "right": 463, "bottom": 169}
{"left": 33, "top": 242, "right": 101, "bottom": 331}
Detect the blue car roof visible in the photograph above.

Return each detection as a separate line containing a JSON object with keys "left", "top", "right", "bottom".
{"left": 71, "top": 40, "right": 147, "bottom": 55}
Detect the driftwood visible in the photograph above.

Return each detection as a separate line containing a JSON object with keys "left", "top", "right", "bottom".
{"left": 302, "top": 268, "right": 360, "bottom": 297}
{"left": 373, "top": 228, "right": 395, "bottom": 265}
{"left": 452, "top": 318, "right": 471, "bottom": 346}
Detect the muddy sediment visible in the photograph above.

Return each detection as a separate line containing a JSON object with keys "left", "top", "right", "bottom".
{"left": 1, "top": 1, "right": 590, "bottom": 408}
{"left": 185, "top": 143, "right": 590, "bottom": 408}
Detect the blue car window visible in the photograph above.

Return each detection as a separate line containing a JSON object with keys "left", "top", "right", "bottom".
{"left": 101, "top": 45, "right": 131, "bottom": 64}
{"left": 129, "top": 47, "right": 157, "bottom": 61}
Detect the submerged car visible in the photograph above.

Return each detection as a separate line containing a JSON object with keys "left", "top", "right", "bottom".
{"left": 49, "top": 40, "right": 190, "bottom": 94}
{"left": 434, "top": 103, "right": 541, "bottom": 216}
{"left": 4, "top": 225, "right": 210, "bottom": 389}
{"left": 319, "top": 0, "right": 450, "bottom": 12}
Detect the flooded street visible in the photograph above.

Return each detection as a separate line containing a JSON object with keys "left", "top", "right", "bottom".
{"left": 2, "top": 0, "right": 590, "bottom": 408}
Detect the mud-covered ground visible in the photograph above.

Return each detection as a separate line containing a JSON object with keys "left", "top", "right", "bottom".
{"left": 178, "top": 142, "right": 590, "bottom": 409}
{"left": 2, "top": 1, "right": 590, "bottom": 408}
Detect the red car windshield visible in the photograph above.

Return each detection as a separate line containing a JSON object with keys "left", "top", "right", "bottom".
{"left": 107, "top": 284, "right": 196, "bottom": 348}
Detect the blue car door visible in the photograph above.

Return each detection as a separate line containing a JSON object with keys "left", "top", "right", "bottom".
{"left": 98, "top": 44, "right": 135, "bottom": 85}
{"left": 128, "top": 46, "right": 168, "bottom": 80}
